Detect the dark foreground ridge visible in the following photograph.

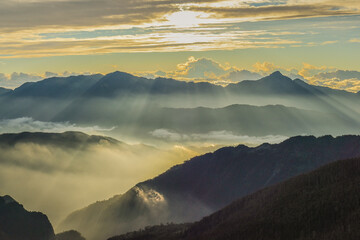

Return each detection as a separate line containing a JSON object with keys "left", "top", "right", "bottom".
{"left": 0, "top": 194, "right": 87, "bottom": 240}
{"left": 0, "top": 195, "right": 55, "bottom": 240}
{"left": 109, "top": 157, "right": 360, "bottom": 240}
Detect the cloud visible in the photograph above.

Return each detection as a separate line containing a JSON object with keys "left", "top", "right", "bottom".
{"left": 0, "top": 131, "right": 202, "bottom": 226}
{"left": 190, "top": 3, "right": 359, "bottom": 21}
{"left": 150, "top": 129, "right": 187, "bottom": 142}
{"left": 0, "top": 0, "right": 357, "bottom": 59}
{"left": 253, "top": 61, "right": 278, "bottom": 73}
{"left": 3, "top": 0, "right": 356, "bottom": 33}
{"left": 315, "top": 70, "right": 360, "bottom": 81}
{"left": 164, "top": 57, "right": 263, "bottom": 83}
{"left": 150, "top": 128, "right": 287, "bottom": 145}
{"left": 0, "top": 0, "right": 178, "bottom": 31}
{"left": 306, "top": 70, "right": 360, "bottom": 92}
{"left": 253, "top": 61, "right": 304, "bottom": 80}
{"left": 171, "top": 56, "right": 232, "bottom": 80}
{"left": 320, "top": 40, "right": 338, "bottom": 45}
{"left": 221, "top": 70, "right": 263, "bottom": 82}
{"left": 0, "top": 72, "right": 42, "bottom": 88}
{"left": 349, "top": 38, "right": 360, "bottom": 43}
{"left": 298, "top": 63, "right": 337, "bottom": 78}
{"left": 0, "top": 117, "right": 114, "bottom": 134}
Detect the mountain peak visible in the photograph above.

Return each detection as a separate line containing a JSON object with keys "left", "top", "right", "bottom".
{"left": 269, "top": 71, "right": 284, "bottom": 78}
{"left": 2, "top": 195, "right": 16, "bottom": 204}
{"left": 106, "top": 71, "right": 137, "bottom": 79}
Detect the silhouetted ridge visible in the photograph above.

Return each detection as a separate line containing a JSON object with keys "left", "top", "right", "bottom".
{"left": 269, "top": 70, "right": 284, "bottom": 77}
{"left": 10, "top": 74, "right": 103, "bottom": 98}
{"left": 0, "top": 195, "right": 54, "bottom": 240}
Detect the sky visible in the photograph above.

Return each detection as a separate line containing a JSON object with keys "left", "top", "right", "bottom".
{"left": 0, "top": 0, "right": 360, "bottom": 91}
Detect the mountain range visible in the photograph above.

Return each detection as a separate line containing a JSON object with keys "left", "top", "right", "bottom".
{"left": 60, "top": 135, "right": 360, "bottom": 240}
{"left": 1, "top": 71, "right": 357, "bottom": 145}
{"left": 1, "top": 70, "right": 360, "bottom": 240}
{"left": 109, "top": 157, "right": 360, "bottom": 240}
{"left": 0, "top": 71, "right": 359, "bottom": 139}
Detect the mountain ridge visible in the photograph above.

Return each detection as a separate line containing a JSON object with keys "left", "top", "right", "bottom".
{"left": 60, "top": 134, "right": 360, "bottom": 240}
{"left": 109, "top": 157, "right": 360, "bottom": 240}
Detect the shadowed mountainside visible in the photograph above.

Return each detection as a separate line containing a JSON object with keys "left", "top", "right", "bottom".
{"left": 109, "top": 157, "right": 360, "bottom": 240}
{"left": 60, "top": 135, "right": 360, "bottom": 240}
{"left": 0, "top": 195, "right": 55, "bottom": 240}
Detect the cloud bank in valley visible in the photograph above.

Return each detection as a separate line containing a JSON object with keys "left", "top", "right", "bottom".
{"left": 150, "top": 128, "right": 288, "bottom": 146}
{"left": 0, "top": 117, "right": 114, "bottom": 134}
{"left": 0, "top": 131, "right": 208, "bottom": 228}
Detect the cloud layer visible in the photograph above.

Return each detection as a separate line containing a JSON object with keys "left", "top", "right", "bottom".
{"left": 150, "top": 128, "right": 288, "bottom": 145}
{"left": 0, "top": 117, "right": 114, "bottom": 134}
{"left": 0, "top": 0, "right": 358, "bottom": 58}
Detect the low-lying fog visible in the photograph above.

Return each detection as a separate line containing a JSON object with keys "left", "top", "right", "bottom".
{"left": 0, "top": 118, "right": 288, "bottom": 230}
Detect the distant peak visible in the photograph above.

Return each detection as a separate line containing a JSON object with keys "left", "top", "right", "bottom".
{"left": 269, "top": 71, "right": 284, "bottom": 77}
{"left": 106, "top": 71, "right": 135, "bottom": 78}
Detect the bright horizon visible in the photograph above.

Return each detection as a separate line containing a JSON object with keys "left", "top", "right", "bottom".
{"left": 0, "top": 0, "right": 359, "bottom": 92}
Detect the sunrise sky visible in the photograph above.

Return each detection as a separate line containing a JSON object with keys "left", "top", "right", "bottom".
{"left": 1, "top": 0, "right": 359, "bottom": 91}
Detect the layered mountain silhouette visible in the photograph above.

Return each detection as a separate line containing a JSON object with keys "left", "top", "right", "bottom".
{"left": 0, "top": 74, "right": 102, "bottom": 120}
{"left": 83, "top": 71, "right": 219, "bottom": 97}
{"left": 60, "top": 135, "right": 360, "bottom": 240}
{"left": 109, "top": 157, "right": 360, "bottom": 240}
{"left": 0, "top": 195, "right": 54, "bottom": 240}
{"left": 134, "top": 104, "right": 358, "bottom": 136}
{"left": 0, "top": 71, "right": 359, "bottom": 133}
{"left": 9, "top": 74, "right": 103, "bottom": 99}
{"left": 54, "top": 72, "right": 360, "bottom": 137}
